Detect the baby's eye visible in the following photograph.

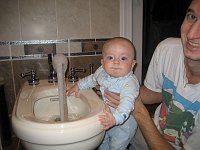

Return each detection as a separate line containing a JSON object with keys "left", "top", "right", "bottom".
{"left": 186, "top": 12, "right": 197, "bottom": 23}
{"left": 105, "top": 56, "right": 114, "bottom": 60}
{"left": 120, "top": 56, "right": 128, "bottom": 61}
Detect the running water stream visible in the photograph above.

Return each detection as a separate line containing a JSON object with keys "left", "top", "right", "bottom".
{"left": 53, "top": 54, "right": 68, "bottom": 122}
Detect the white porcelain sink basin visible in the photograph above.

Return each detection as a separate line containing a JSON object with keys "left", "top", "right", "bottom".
{"left": 12, "top": 79, "right": 105, "bottom": 150}
{"left": 34, "top": 93, "right": 91, "bottom": 122}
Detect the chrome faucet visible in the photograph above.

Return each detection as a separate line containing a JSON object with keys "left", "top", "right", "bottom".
{"left": 20, "top": 70, "right": 39, "bottom": 85}
{"left": 68, "top": 67, "right": 86, "bottom": 82}
{"left": 48, "top": 53, "right": 57, "bottom": 83}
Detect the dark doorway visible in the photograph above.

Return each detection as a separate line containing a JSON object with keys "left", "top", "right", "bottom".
{"left": 142, "top": 0, "right": 191, "bottom": 82}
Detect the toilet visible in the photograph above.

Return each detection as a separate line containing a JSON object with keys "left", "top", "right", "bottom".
{"left": 12, "top": 79, "right": 105, "bottom": 150}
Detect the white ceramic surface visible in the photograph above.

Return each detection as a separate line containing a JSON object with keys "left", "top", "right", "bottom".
{"left": 12, "top": 79, "right": 105, "bottom": 150}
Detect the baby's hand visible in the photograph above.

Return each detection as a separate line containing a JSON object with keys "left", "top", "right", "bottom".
{"left": 66, "top": 83, "right": 80, "bottom": 96}
{"left": 98, "top": 103, "right": 116, "bottom": 130}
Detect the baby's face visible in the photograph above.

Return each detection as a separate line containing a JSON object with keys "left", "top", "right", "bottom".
{"left": 101, "top": 39, "right": 136, "bottom": 77}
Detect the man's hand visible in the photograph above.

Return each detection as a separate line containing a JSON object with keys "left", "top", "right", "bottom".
{"left": 104, "top": 90, "right": 120, "bottom": 108}
{"left": 95, "top": 85, "right": 120, "bottom": 108}
{"left": 132, "top": 96, "right": 150, "bottom": 118}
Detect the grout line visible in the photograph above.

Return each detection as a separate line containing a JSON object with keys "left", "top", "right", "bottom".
{"left": 10, "top": 60, "right": 17, "bottom": 101}
{"left": 68, "top": 39, "right": 71, "bottom": 58}
{"left": 17, "top": 0, "right": 22, "bottom": 40}
{"left": 55, "top": 0, "right": 59, "bottom": 39}
{"left": 8, "top": 42, "right": 12, "bottom": 60}
{"left": 9, "top": 41, "right": 17, "bottom": 100}
{"left": 89, "top": 0, "right": 92, "bottom": 38}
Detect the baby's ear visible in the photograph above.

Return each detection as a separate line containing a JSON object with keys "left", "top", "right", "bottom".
{"left": 101, "top": 59, "right": 104, "bottom": 65}
{"left": 132, "top": 60, "right": 137, "bottom": 68}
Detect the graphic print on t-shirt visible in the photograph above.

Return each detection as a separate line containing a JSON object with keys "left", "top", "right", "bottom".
{"left": 159, "top": 75, "right": 200, "bottom": 146}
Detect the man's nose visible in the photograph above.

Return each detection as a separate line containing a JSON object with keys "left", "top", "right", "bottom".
{"left": 187, "top": 20, "right": 200, "bottom": 39}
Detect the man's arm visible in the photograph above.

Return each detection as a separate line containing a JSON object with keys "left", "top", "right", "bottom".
{"left": 104, "top": 86, "right": 185, "bottom": 150}
{"left": 133, "top": 97, "right": 178, "bottom": 150}
{"left": 139, "top": 85, "right": 162, "bottom": 104}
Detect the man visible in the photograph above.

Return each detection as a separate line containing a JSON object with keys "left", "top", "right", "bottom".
{"left": 105, "top": 0, "right": 200, "bottom": 149}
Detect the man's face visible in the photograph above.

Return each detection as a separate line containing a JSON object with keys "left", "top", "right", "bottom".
{"left": 181, "top": 0, "right": 200, "bottom": 61}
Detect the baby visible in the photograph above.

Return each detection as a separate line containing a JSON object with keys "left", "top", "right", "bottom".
{"left": 67, "top": 37, "right": 139, "bottom": 150}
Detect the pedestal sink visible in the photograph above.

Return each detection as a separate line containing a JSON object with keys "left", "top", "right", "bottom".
{"left": 12, "top": 79, "right": 105, "bottom": 150}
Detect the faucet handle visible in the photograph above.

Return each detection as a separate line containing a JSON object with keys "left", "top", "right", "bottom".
{"left": 20, "top": 70, "right": 39, "bottom": 85}
{"left": 89, "top": 64, "right": 94, "bottom": 75}
{"left": 74, "top": 68, "right": 86, "bottom": 73}
{"left": 68, "top": 67, "right": 78, "bottom": 82}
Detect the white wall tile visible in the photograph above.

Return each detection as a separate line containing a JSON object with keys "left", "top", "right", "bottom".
{"left": 56, "top": 0, "right": 90, "bottom": 39}
{"left": 91, "top": 0, "right": 120, "bottom": 38}
{"left": 0, "top": 0, "right": 21, "bottom": 41}
{"left": 19, "top": 0, "right": 57, "bottom": 40}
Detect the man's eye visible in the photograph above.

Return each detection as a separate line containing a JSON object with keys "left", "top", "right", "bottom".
{"left": 186, "top": 13, "right": 197, "bottom": 22}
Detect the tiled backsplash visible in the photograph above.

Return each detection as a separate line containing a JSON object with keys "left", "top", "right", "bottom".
{"left": 24, "top": 44, "right": 56, "bottom": 55}
{"left": 0, "top": 38, "right": 108, "bottom": 59}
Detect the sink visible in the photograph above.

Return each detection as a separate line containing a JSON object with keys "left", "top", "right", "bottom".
{"left": 12, "top": 79, "right": 105, "bottom": 150}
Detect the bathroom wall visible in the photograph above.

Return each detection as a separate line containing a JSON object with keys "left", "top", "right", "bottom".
{"left": 0, "top": 0, "right": 119, "bottom": 41}
{"left": 0, "top": 0, "right": 120, "bottom": 115}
